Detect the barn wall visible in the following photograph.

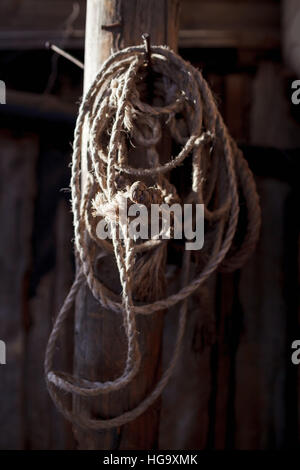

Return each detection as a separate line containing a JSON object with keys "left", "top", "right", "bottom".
{"left": 0, "top": 0, "right": 299, "bottom": 451}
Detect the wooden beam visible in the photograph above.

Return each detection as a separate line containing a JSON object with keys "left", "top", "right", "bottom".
{"left": 178, "top": 29, "right": 279, "bottom": 49}
{"left": 0, "top": 0, "right": 280, "bottom": 50}
{"left": 73, "top": 0, "right": 180, "bottom": 450}
{"left": 6, "top": 89, "right": 77, "bottom": 117}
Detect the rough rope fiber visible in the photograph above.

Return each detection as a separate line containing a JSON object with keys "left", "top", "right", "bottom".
{"left": 45, "top": 45, "right": 261, "bottom": 430}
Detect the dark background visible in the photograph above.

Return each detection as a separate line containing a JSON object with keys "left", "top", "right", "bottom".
{"left": 0, "top": 0, "right": 300, "bottom": 450}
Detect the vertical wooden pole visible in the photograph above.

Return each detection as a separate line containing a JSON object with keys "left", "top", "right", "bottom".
{"left": 73, "top": 0, "right": 180, "bottom": 450}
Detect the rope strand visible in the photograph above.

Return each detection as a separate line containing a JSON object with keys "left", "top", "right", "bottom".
{"left": 45, "top": 45, "right": 261, "bottom": 430}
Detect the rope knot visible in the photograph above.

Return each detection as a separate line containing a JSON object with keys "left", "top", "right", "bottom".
{"left": 129, "top": 181, "right": 164, "bottom": 206}
{"left": 45, "top": 44, "right": 261, "bottom": 432}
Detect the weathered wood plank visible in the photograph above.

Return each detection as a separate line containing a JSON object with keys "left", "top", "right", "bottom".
{"left": 0, "top": 0, "right": 86, "bottom": 49}
{"left": 0, "top": 131, "right": 38, "bottom": 449}
{"left": 0, "top": 0, "right": 280, "bottom": 50}
{"left": 73, "top": 0, "right": 180, "bottom": 450}
{"left": 250, "top": 62, "right": 300, "bottom": 149}
{"left": 236, "top": 177, "right": 290, "bottom": 449}
{"left": 160, "top": 274, "right": 216, "bottom": 450}
{"left": 225, "top": 74, "right": 251, "bottom": 143}
{"left": 25, "top": 271, "right": 55, "bottom": 449}
{"left": 25, "top": 200, "right": 74, "bottom": 449}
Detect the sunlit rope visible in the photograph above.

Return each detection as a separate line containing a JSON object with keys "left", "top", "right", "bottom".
{"left": 45, "top": 45, "right": 261, "bottom": 430}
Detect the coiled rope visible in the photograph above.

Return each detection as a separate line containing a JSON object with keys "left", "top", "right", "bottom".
{"left": 45, "top": 45, "right": 261, "bottom": 430}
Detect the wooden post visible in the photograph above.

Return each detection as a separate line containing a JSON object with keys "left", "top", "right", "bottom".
{"left": 73, "top": 0, "right": 180, "bottom": 450}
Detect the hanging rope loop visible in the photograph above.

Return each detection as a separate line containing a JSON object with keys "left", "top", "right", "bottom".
{"left": 45, "top": 45, "right": 261, "bottom": 430}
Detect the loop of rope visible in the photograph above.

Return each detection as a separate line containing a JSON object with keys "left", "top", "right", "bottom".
{"left": 45, "top": 45, "right": 261, "bottom": 430}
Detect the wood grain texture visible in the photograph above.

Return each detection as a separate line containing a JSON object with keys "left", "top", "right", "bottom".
{"left": 25, "top": 200, "right": 75, "bottom": 449}
{"left": 236, "top": 178, "right": 290, "bottom": 449}
{"left": 159, "top": 274, "right": 216, "bottom": 449}
{"left": 0, "top": 0, "right": 280, "bottom": 49}
{"left": 73, "top": 0, "right": 180, "bottom": 450}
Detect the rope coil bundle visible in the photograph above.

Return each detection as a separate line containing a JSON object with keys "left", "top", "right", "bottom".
{"left": 45, "top": 45, "right": 261, "bottom": 430}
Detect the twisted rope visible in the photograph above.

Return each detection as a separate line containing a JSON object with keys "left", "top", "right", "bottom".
{"left": 45, "top": 45, "right": 261, "bottom": 430}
